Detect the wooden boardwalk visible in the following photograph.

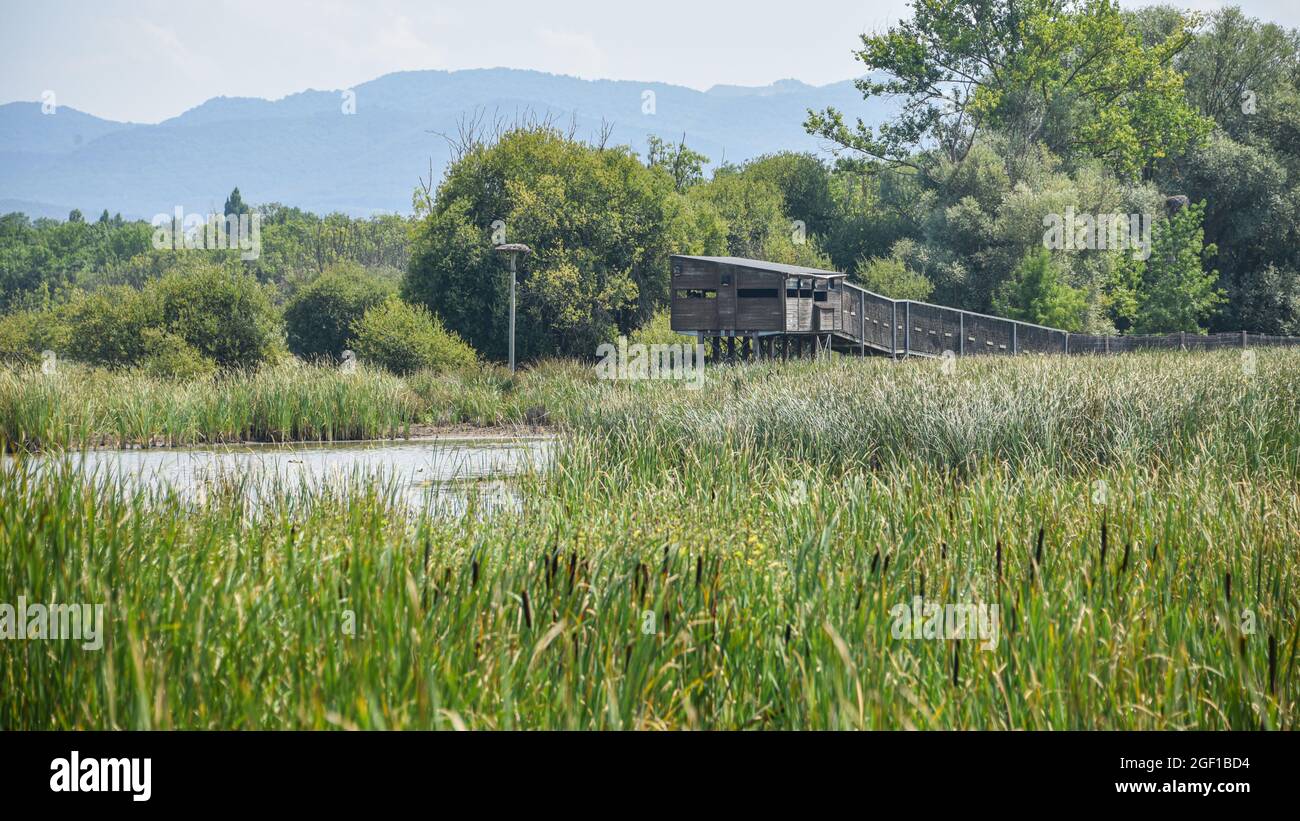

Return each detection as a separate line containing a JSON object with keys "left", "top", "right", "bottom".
{"left": 669, "top": 255, "right": 1300, "bottom": 361}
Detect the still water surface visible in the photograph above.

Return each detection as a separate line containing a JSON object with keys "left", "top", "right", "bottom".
{"left": 22, "top": 435, "right": 554, "bottom": 514}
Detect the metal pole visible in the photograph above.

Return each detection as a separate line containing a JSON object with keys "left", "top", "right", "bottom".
{"left": 959, "top": 313, "right": 964, "bottom": 357}
{"left": 508, "top": 255, "right": 517, "bottom": 373}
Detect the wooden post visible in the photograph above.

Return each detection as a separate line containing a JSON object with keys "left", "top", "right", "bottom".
{"left": 904, "top": 302, "right": 911, "bottom": 358}
{"left": 859, "top": 292, "right": 866, "bottom": 357}
{"left": 892, "top": 302, "right": 898, "bottom": 358}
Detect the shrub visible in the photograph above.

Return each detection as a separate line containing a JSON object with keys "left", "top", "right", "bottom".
{"left": 628, "top": 308, "right": 694, "bottom": 347}
{"left": 351, "top": 297, "right": 477, "bottom": 375}
{"left": 0, "top": 308, "right": 68, "bottom": 366}
{"left": 283, "top": 263, "right": 393, "bottom": 361}
{"left": 855, "top": 254, "right": 934, "bottom": 301}
{"left": 141, "top": 329, "right": 216, "bottom": 380}
{"left": 151, "top": 264, "right": 281, "bottom": 369}
{"left": 65, "top": 286, "right": 154, "bottom": 368}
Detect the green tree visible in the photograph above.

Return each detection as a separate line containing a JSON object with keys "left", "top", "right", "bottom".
{"left": 806, "top": 0, "right": 1212, "bottom": 178}
{"left": 854, "top": 245, "right": 934, "bottom": 301}
{"left": 64, "top": 285, "right": 155, "bottom": 367}
{"left": 0, "top": 306, "right": 68, "bottom": 365}
{"left": 689, "top": 169, "right": 832, "bottom": 267}
{"left": 283, "top": 262, "right": 394, "bottom": 360}
{"left": 405, "top": 125, "right": 703, "bottom": 361}
{"left": 994, "top": 248, "right": 1087, "bottom": 331}
{"left": 224, "top": 187, "right": 250, "bottom": 218}
{"left": 1166, "top": 6, "right": 1300, "bottom": 140}
{"left": 645, "top": 135, "right": 709, "bottom": 193}
{"left": 151, "top": 263, "right": 281, "bottom": 369}
{"left": 1131, "top": 201, "right": 1224, "bottom": 333}
{"left": 739, "top": 153, "right": 837, "bottom": 239}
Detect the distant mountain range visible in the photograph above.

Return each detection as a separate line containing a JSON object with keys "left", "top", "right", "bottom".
{"left": 0, "top": 68, "right": 890, "bottom": 219}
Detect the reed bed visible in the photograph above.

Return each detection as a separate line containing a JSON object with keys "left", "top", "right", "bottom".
{"left": 0, "top": 362, "right": 423, "bottom": 449}
{"left": 2, "top": 348, "right": 1298, "bottom": 729}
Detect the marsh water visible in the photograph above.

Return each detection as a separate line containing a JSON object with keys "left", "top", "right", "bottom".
{"left": 19, "top": 435, "right": 554, "bottom": 514}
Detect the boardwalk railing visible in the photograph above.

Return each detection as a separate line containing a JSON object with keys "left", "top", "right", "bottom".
{"left": 844, "top": 282, "right": 1300, "bottom": 358}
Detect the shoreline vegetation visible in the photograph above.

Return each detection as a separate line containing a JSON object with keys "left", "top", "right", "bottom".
{"left": 3, "top": 348, "right": 1299, "bottom": 729}
{"left": 0, "top": 359, "right": 581, "bottom": 452}
{"left": 3, "top": 347, "right": 1298, "bottom": 464}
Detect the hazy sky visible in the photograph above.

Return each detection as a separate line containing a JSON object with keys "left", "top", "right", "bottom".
{"left": 2, "top": 0, "right": 1296, "bottom": 123}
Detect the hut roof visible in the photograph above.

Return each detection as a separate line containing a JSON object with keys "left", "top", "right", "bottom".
{"left": 671, "top": 255, "right": 846, "bottom": 279}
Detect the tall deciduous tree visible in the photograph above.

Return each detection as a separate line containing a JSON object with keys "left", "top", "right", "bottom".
{"left": 404, "top": 125, "right": 711, "bottom": 361}
{"left": 805, "top": 0, "right": 1211, "bottom": 178}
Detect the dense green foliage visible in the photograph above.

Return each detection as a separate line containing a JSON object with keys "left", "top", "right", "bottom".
{"left": 59, "top": 263, "right": 281, "bottom": 372}
{"left": 805, "top": 0, "right": 1211, "bottom": 177}
{"left": 801, "top": 3, "right": 1300, "bottom": 336}
{"left": 1127, "top": 200, "right": 1225, "bottom": 332}
{"left": 994, "top": 249, "right": 1088, "bottom": 331}
{"left": 284, "top": 262, "right": 394, "bottom": 361}
{"left": 404, "top": 126, "right": 714, "bottom": 360}
{"left": 351, "top": 297, "right": 478, "bottom": 375}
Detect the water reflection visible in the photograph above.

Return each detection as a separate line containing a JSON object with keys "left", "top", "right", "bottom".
{"left": 20, "top": 435, "right": 553, "bottom": 515}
